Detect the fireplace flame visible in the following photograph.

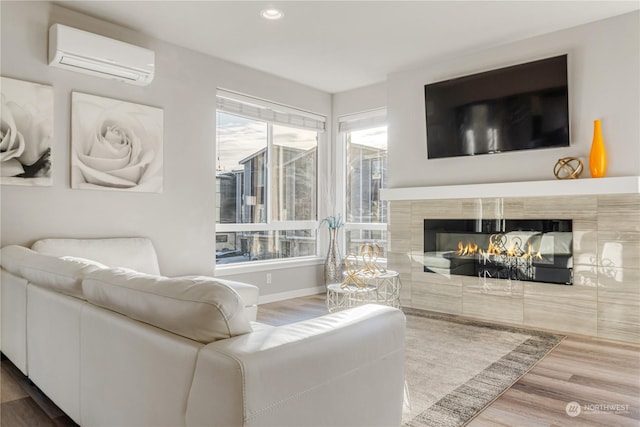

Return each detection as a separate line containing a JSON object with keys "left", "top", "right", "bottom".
{"left": 456, "top": 240, "right": 543, "bottom": 260}
{"left": 518, "top": 242, "right": 544, "bottom": 260}
{"left": 456, "top": 241, "right": 479, "bottom": 256}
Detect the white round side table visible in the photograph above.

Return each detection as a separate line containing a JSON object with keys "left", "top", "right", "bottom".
{"left": 359, "top": 270, "right": 402, "bottom": 308}
{"left": 326, "top": 284, "right": 377, "bottom": 313}
{"left": 325, "top": 270, "right": 402, "bottom": 313}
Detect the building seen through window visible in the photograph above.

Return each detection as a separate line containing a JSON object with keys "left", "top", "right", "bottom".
{"left": 343, "top": 119, "right": 388, "bottom": 258}
{"left": 216, "top": 104, "right": 320, "bottom": 265}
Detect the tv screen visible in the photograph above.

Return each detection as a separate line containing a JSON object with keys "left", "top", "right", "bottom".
{"left": 425, "top": 55, "right": 569, "bottom": 159}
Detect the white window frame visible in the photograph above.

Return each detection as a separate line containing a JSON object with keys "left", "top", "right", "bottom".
{"left": 337, "top": 108, "right": 388, "bottom": 260}
{"left": 215, "top": 90, "right": 327, "bottom": 267}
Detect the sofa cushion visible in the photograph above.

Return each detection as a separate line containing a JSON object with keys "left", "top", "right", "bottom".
{"left": 20, "top": 253, "right": 107, "bottom": 299}
{"left": 0, "top": 245, "right": 36, "bottom": 276}
{"left": 83, "top": 269, "right": 252, "bottom": 343}
{"left": 32, "top": 237, "right": 161, "bottom": 275}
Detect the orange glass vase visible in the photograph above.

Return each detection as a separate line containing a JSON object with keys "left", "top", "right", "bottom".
{"left": 589, "top": 119, "right": 607, "bottom": 178}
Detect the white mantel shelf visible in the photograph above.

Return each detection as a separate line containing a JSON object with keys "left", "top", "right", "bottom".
{"left": 380, "top": 176, "right": 640, "bottom": 201}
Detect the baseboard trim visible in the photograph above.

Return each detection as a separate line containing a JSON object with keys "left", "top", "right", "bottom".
{"left": 258, "top": 286, "right": 325, "bottom": 304}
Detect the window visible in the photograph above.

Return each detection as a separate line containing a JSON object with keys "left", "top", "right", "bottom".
{"left": 339, "top": 110, "right": 388, "bottom": 258}
{"left": 216, "top": 91, "right": 324, "bottom": 265}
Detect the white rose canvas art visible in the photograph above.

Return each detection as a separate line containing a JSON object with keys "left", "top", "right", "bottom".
{"left": 71, "top": 92, "right": 163, "bottom": 192}
{"left": 0, "top": 77, "right": 53, "bottom": 186}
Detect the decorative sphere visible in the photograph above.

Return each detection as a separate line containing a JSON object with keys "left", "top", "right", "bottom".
{"left": 554, "top": 157, "right": 584, "bottom": 180}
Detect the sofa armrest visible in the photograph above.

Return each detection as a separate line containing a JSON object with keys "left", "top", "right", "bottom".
{"left": 214, "top": 278, "right": 259, "bottom": 321}
{"left": 173, "top": 276, "right": 259, "bottom": 321}
{"left": 186, "top": 304, "right": 405, "bottom": 427}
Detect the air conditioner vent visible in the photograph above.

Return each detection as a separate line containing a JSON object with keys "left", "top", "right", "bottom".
{"left": 48, "top": 24, "right": 154, "bottom": 86}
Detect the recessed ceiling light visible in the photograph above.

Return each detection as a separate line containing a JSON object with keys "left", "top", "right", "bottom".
{"left": 260, "top": 8, "right": 284, "bottom": 20}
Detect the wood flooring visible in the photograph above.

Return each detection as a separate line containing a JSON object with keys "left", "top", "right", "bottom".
{"left": 0, "top": 354, "right": 76, "bottom": 426}
{"left": 1, "top": 293, "right": 638, "bottom": 426}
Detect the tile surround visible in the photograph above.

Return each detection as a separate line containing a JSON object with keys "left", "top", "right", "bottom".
{"left": 388, "top": 194, "right": 640, "bottom": 344}
{"left": 462, "top": 276, "right": 524, "bottom": 324}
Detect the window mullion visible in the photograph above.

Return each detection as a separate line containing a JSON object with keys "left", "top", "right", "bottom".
{"left": 339, "top": 133, "right": 348, "bottom": 255}
{"left": 266, "top": 123, "right": 273, "bottom": 225}
{"left": 344, "top": 223, "right": 387, "bottom": 231}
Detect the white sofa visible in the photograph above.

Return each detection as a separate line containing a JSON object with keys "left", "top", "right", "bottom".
{"left": 0, "top": 237, "right": 405, "bottom": 427}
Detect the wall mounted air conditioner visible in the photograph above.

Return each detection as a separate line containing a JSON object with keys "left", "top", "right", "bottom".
{"left": 48, "top": 24, "right": 154, "bottom": 86}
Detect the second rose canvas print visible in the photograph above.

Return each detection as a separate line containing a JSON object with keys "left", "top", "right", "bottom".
{"left": 71, "top": 92, "right": 163, "bottom": 192}
{"left": 1, "top": 77, "right": 53, "bottom": 186}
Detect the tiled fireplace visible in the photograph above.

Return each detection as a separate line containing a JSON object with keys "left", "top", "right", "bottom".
{"left": 384, "top": 179, "right": 640, "bottom": 344}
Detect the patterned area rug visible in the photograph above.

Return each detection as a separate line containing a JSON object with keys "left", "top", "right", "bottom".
{"left": 401, "top": 308, "right": 565, "bottom": 427}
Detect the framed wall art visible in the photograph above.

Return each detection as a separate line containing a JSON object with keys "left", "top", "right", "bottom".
{"left": 71, "top": 92, "right": 163, "bottom": 192}
{"left": 1, "top": 77, "right": 53, "bottom": 186}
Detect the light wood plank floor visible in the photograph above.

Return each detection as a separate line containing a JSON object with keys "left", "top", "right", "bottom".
{"left": 259, "top": 294, "right": 640, "bottom": 427}
{"left": 1, "top": 293, "right": 638, "bottom": 426}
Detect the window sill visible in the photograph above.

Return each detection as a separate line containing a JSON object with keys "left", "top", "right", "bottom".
{"left": 215, "top": 256, "right": 324, "bottom": 276}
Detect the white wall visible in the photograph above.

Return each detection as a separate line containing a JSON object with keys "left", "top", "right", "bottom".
{"left": 0, "top": 1, "right": 331, "bottom": 297}
{"left": 333, "top": 82, "right": 387, "bottom": 118}
{"left": 387, "top": 11, "right": 640, "bottom": 188}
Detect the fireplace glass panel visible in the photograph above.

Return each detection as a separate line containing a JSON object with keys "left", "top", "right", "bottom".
{"left": 424, "top": 219, "right": 573, "bottom": 285}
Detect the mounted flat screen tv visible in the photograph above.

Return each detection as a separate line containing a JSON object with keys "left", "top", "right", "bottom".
{"left": 425, "top": 55, "right": 569, "bottom": 159}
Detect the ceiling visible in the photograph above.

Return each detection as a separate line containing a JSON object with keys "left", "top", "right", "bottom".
{"left": 55, "top": 1, "right": 639, "bottom": 94}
